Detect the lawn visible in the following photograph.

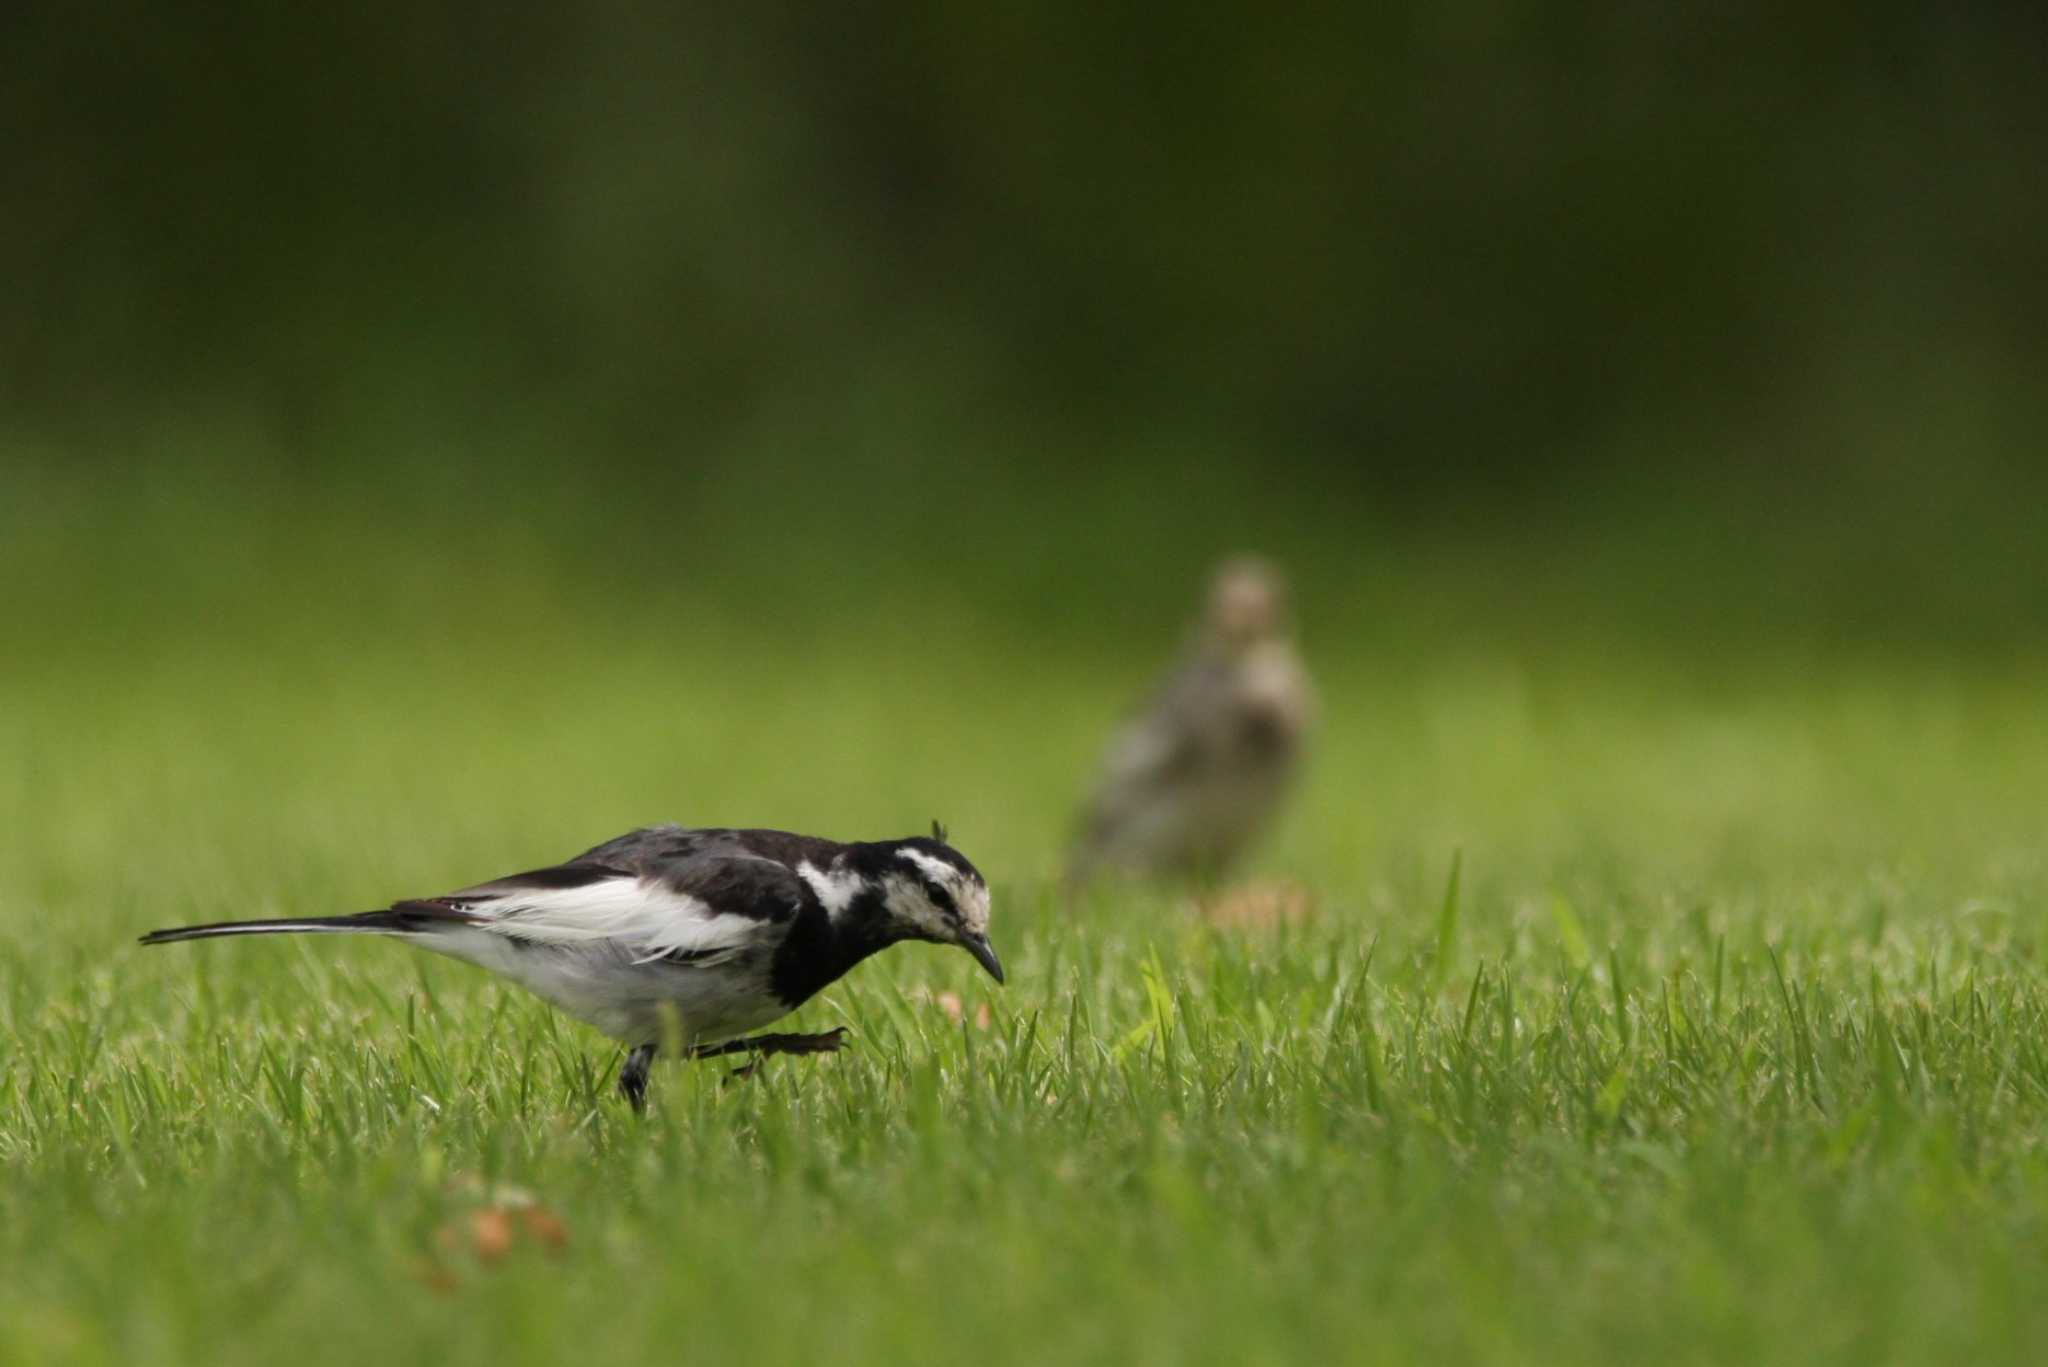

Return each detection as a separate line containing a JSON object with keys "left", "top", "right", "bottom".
{"left": 3, "top": 462, "right": 2046, "bottom": 1365}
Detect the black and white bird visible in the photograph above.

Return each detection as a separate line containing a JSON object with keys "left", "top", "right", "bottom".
{"left": 1067, "top": 556, "right": 1314, "bottom": 886}
{"left": 139, "top": 823, "right": 1001, "bottom": 1107}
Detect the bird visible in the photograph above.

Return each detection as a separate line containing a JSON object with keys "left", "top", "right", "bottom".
{"left": 1067, "top": 556, "right": 1314, "bottom": 887}
{"left": 139, "top": 822, "right": 1001, "bottom": 1108}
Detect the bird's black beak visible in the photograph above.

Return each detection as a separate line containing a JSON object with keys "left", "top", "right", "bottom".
{"left": 960, "top": 933, "right": 1005, "bottom": 985}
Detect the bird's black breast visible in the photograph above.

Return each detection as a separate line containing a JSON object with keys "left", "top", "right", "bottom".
{"left": 767, "top": 888, "right": 892, "bottom": 1009}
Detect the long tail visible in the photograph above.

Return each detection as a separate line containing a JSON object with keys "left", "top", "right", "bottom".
{"left": 138, "top": 911, "right": 433, "bottom": 947}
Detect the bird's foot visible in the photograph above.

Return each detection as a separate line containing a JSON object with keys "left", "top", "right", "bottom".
{"left": 749, "top": 1027, "right": 851, "bottom": 1057}
{"left": 617, "top": 1042, "right": 657, "bottom": 1111}
{"left": 690, "top": 1026, "right": 848, "bottom": 1081}
{"left": 621, "top": 1028, "right": 850, "bottom": 1101}
{"left": 688, "top": 1026, "right": 850, "bottom": 1062}
{"left": 722, "top": 1028, "right": 848, "bottom": 1081}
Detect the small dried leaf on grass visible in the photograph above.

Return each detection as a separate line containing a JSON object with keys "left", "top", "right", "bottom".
{"left": 421, "top": 1174, "right": 572, "bottom": 1283}
{"left": 412, "top": 1257, "right": 462, "bottom": 1295}
{"left": 518, "top": 1205, "right": 570, "bottom": 1251}
{"left": 469, "top": 1207, "right": 516, "bottom": 1262}
{"left": 916, "top": 988, "right": 994, "bottom": 1030}
{"left": 1195, "top": 880, "right": 1317, "bottom": 930}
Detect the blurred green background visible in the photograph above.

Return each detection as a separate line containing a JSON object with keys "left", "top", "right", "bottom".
{"left": 8, "top": 1, "right": 2046, "bottom": 670}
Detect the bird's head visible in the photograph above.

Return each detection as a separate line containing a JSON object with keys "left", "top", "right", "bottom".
{"left": 1202, "top": 554, "right": 1290, "bottom": 654}
{"left": 862, "top": 825, "right": 1003, "bottom": 984}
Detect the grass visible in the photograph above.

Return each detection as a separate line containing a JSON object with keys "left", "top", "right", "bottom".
{"left": 4, "top": 470, "right": 2048, "bottom": 1364}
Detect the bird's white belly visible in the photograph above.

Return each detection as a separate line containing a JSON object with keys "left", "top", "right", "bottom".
{"left": 423, "top": 928, "right": 790, "bottom": 1045}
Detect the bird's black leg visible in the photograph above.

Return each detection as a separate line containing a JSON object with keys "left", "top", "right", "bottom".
{"left": 688, "top": 1027, "right": 849, "bottom": 1078}
{"left": 618, "top": 1042, "right": 657, "bottom": 1111}
{"left": 688, "top": 1027, "right": 849, "bottom": 1060}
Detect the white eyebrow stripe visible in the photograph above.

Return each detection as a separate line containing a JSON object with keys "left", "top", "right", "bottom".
{"left": 895, "top": 848, "right": 958, "bottom": 885}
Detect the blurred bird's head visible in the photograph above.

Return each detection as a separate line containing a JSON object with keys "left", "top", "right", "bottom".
{"left": 1203, "top": 555, "right": 1290, "bottom": 653}
{"left": 859, "top": 826, "right": 1003, "bottom": 983}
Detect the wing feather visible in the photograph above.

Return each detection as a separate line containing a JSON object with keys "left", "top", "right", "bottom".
{"left": 400, "top": 855, "right": 807, "bottom": 967}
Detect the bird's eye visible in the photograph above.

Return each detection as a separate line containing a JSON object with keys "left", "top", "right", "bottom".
{"left": 927, "top": 883, "right": 958, "bottom": 917}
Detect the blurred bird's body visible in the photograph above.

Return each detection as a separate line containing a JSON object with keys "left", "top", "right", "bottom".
{"left": 1068, "top": 558, "right": 1313, "bottom": 886}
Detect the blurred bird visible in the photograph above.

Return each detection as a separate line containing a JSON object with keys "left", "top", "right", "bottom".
{"left": 1067, "top": 556, "right": 1314, "bottom": 887}
{"left": 139, "top": 823, "right": 1001, "bottom": 1108}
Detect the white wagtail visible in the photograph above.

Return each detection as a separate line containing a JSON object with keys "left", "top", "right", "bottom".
{"left": 1068, "top": 556, "right": 1314, "bottom": 886}
{"left": 140, "top": 822, "right": 1001, "bottom": 1107}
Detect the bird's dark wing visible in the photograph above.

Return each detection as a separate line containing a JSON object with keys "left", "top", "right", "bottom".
{"left": 651, "top": 855, "right": 809, "bottom": 924}
{"left": 388, "top": 860, "right": 632, "bottom": 919}
{"left": 561, "top": 825, "right": 845, "bottom": 881}
{"left": 562, "top": 824, "right": 723, "bottom": 870}
{"left": 391, "top": 845, "right": 808, "bottom": 964}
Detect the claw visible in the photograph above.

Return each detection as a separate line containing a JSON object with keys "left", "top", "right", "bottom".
{"left": 689, "top": 1027, "right": 850, "bottom": 1061}
{"left": 617, "top": 1042, "right": 657, "bottom": 1111}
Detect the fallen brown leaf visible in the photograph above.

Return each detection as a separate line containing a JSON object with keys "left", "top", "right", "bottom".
{"left": 469, "top": 1207, "right": 515, "bottom": 1262}
{"left": 412, "top": 1257, "right": 461, "bottom": 1295}
{"left": 519, "top": 1205, "right": 570, "bottom": 1251}
{"left": 1196, "top": 879, "right": 1316, "bottom": 930}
